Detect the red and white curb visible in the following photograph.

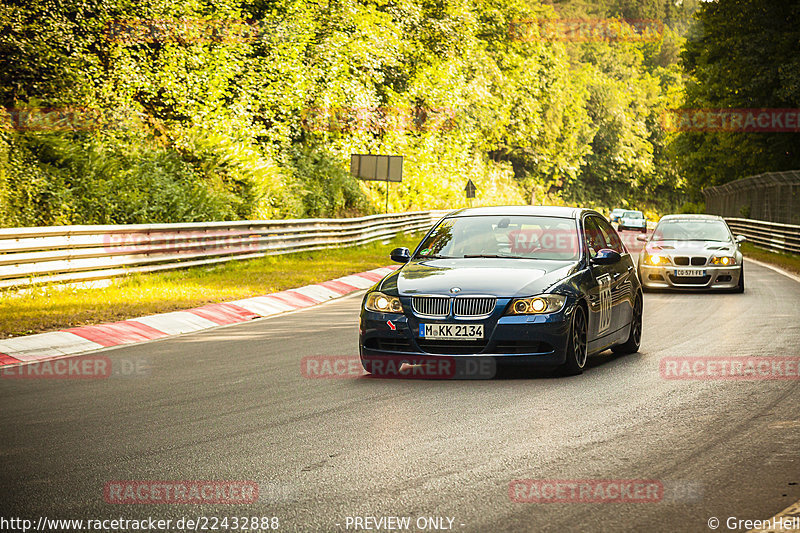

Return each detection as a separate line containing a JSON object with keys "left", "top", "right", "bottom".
{"left": 0, "top": 266, "right": 397, "bottom": 366}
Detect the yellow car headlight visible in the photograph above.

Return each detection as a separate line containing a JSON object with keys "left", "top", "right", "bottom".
{"left": 709, "top": 256, "right": 736, "bottom": 266}
{"left": 365, "top": 292, "right": 404, "bottom": 314}
{"left": 644, "top": 253, "right": 670, "bottom": 266}
{"left": 506, "top": 294, "right": 567, "bottom": 315}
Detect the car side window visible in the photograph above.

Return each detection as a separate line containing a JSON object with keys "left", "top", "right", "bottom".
{"left": 594, "top": 217, "right": 624, "bottom": 253}
{"left": 583, "top": 217, "right": 604, "bottom": 258}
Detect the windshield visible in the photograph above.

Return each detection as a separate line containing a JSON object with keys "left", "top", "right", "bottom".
{"left": 624, "top": 211, "right": 643, "bottom": 219}
{"left": 415, "top": 215, "right": 580, "bottom": 261}
{"left": 652, "top": 220, "right": 731, "bottom": 242}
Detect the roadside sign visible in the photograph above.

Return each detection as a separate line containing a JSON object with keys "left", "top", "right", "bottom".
{"left": 465, "top": 179, "right": 477, "bottom": 199}
{"left": 350, "top": 154, "right": 403, "bottom": 213}
{"left": 350, "top": 154, "right": 403, "bottom": 182}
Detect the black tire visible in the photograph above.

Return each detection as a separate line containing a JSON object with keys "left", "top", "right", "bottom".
{"left": 612, "top": 293, "right": 642, "bottom": 355}
{"left": 559, "top": 305, "right": 588, "bottom": 376}
{"left": 733, "top": 266, "right": 744, "bottom": 293}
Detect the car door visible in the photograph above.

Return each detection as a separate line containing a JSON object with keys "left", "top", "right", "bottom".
{"left": 582, "top": 216, "right": 615, "bottom": 342}
{"left": 593, "top": 216, "right": 636, "bottom": 332}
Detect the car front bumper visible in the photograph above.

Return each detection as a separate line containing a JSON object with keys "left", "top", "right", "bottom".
{"left": 639, "top": 264, "right": 742, "bottom": 290}
{"left": 618, "top": 222, "right": 647, "bottom": 231}
{"left": 359, "top": 306, "right": 572, "bottom": 367}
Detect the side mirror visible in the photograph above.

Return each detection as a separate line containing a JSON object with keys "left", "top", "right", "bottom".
{"left": 636, "top": 234, "right": 648, "bottom": 242}
{"left": 591, "top": 248, "right": 622, "bottom": 265}
{"left": 735, "top": 235, "right": 746, "bottom": 243}
{"left": 390, "top": 247, "right": 411, "bottom": 263}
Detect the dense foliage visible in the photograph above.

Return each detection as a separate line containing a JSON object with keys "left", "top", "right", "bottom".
{"left": 672, "top": 0, "right": 800, "bottom": 198}
{"left": 0, "top": 0, "right": 699, "bottom": 226}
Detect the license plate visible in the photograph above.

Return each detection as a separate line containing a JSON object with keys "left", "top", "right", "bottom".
{"left": 674, "top": 268, "right": 704, "bottom": 277}
{"left": 419, "top": 323, "right": 484, "bottom": 340}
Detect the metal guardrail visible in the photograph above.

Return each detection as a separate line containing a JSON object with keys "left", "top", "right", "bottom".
{"left": 725, "top": 217, "right": 800, "bottom": 255}
{"left": 0, "top": 211, "right": 447, "bottom": 289}
{"left": 12, "top": 211, "right": 786, "bottom": 291}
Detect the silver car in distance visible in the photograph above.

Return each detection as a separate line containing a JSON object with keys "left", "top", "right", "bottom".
{"left": 617, "top": 210, "right": 647, "bottom": 233}
{"left": 637, "top": 214, "right": 746, "bottom": 292}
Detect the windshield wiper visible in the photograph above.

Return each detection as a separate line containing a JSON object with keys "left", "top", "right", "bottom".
{"left": 416, "top": 254, "right": 454, "bottom": 259}
{"left": 462, "top": 254, "right": 529, "bottom": 259}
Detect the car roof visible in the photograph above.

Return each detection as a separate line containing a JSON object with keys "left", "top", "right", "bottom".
{"left": 622, "top": 210, "right": 643, "bottom": 214}
{"left": 658, "top": 214, "right": 725, "bottom": 222}
{"left": 445, "top": 205, "right": 589, "bottom": 219}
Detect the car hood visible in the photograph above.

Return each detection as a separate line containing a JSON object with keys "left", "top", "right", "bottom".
{"left": 644, "top": 240, "right": 735, "bottom": 256}
{"left": 379, "top": 258, "right": 580, "bottom": 298}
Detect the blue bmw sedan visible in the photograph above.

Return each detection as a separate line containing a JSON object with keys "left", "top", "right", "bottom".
{"left": 359, "top": 206, "right": 643, "bottom": 376}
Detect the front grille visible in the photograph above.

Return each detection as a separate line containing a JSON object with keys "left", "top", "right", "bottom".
{"left": 364, "top": 337, "right": 412, "bottom": 352}
{"left": 453, "top": 297, "right": 496, "bottom": 317}
{"left": 668, "top": 274, "right": 711, "bottom": 285}
{"left": 416, "top": 339, "right": 488, "bottom": 355}
{"left": 412, "top": 296, "right": 450, "bottom": 317}
{"left": 494, "top": 341, "right": 553, "bottom": 354}
{"left": 674, "top": 256, "right": 707, "bottom": 266}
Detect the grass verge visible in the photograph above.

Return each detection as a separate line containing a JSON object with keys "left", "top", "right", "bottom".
{"left": 0, "top": 232, "right": 422, "bottom": 339}
{"left": 741, "top": 242, "right": 800, "bottom": 276}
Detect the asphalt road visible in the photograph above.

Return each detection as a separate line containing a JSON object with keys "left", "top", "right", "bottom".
{"left": 2, "top": 233, "right": 799, "bottom": 533}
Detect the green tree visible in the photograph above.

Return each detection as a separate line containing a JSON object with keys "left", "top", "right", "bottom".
{"left": 674, "top": 0, "right": 800, "bottom": 197}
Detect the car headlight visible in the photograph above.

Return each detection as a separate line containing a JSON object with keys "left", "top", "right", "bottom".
{"left": 709, "top": 256, "right": 736, "bottom": 266}
{"left": 644, "top": 253, "right": 670, "bottom": 266}
{"left": 365, "top": 292, "right": 404, "bottom": 314}
{"left": 506, "top": 294, "right": 567, "bottom": 315}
